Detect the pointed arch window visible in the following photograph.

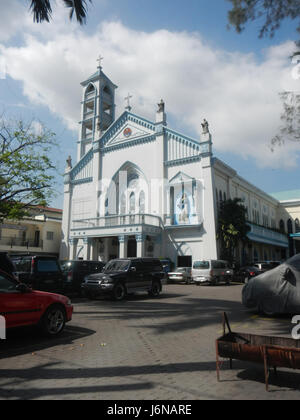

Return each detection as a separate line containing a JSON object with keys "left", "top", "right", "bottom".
{"left": 129, "top": 192, "right": 136, "bottom": 214}
{"left": 139, "top": 191, "right": 146, "bottom": 214}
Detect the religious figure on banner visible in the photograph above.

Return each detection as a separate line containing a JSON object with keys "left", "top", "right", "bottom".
{"left": 177, "top": 193, "right": 190, "bottom": 224}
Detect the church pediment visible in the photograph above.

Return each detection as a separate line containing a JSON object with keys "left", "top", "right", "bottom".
{"left": 169, "top": 171, "right": 195, "bottom": 185}
{"left": 100, "top": 112, "right": 156, "bottom": 150}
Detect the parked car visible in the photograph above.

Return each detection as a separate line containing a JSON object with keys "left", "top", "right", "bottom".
{"left": 0, "top": 268, "right": 73, "bottom": 336}
{"left": 234, "top": 266, "right": 263, "bottom": 284}
{"left": 242, "top": 254, "right": 300, "bottom": 315}
{"left": 168, "top": 267, "right": 192, "bottom": 284}
{"left": 82, "top": 258, "right": 165, "bottom": 301}
{"left": 192, "top": 259, "right": 233, "bottom": 285}
{"left": 60, "top": 260, "right": 105, "bottom": 295}
{"left": 10, "top": 255, "right": 64, "bottom": 294}
{"left": 0, "top": 252, "right": 16, "bottom": 277}
{"left": 253, "top": 261, "right": 281, "bottom": 272}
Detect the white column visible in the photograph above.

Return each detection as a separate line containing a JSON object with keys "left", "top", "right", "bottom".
{"left": 136, "top": 234, "right": 146, "bottom": 258}
{"left": 82, "top": 238, "right": 91, "bottom": 260}
{"left": 69, "top": 238, "right": 78, "bottom": 260}
{"left": 118, "top": 235, "right": 128, "bottom": 258}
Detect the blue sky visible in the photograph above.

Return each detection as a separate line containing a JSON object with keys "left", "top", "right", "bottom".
{"left": 0, "top": 0, "right": 299, "bottom": 209}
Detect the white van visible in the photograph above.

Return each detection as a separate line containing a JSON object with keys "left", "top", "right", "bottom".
{"left": 192, "top": 260, "right": 233, "bottom": 286}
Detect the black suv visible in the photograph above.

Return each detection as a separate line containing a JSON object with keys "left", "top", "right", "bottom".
{"left": 11, "top": 255, "right": 64, "bottom": 294}
{"left": 60, "top": 260, "right": 106, "bottom": 295}
{"left": 82, "top": 258, "right": 164, "bottom": 301}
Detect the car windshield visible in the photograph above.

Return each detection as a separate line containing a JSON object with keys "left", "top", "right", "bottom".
{"left": 193, "top": 261, "right": 209, "bottom": 269}
{"left": 103, "top": 260, "right": 131, "bottom": 273}
{"left": 177, "top": 268, "right": 188, "bottom": 272}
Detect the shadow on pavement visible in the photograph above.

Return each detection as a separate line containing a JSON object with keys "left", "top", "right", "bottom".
{"left": 0, "top": 325, "right": 96, "bottom": 360}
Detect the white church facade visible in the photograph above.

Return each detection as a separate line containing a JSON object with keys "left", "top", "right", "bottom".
{"left": 60, "top": 64, "right": 291, "bottom": 267}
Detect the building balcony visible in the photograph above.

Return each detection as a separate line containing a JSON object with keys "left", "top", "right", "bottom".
{"left": 247, "top": 223, "right": 288, "bottom": 248}
{"left": 0, "top": 236, "right": 43, "bottom": 250}
{"left": 71, "top": 214, "right": 163, "bottom": 238}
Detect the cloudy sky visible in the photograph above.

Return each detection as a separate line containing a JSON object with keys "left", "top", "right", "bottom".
{"left": 0, "top": 0, "right": 299, "bottom": 208}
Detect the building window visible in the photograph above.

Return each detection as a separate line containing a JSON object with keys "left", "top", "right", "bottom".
{"left": 279, "top": 219, "right": 285, "bottom": 233}
{"left": 295, "top": 219, "right": 300, "bottom": 233}
{"left": 46, "top": 231, "right": 54, "bottom": 241}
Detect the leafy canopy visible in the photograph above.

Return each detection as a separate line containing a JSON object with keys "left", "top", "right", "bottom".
{"left": 0, "top": 116, "right": 57, "bottom": 221}
{"left": 217, "top": 198, "right": 250, "bottom": 263}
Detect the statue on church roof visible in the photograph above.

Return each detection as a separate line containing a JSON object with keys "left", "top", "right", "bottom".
{"left": 201, "top": 119, "right": 209, "bottom": 134}
{"left": 157, "top": 99, "right": 165, "bottom": 113}
{"left": 66, "top": 155, "right": 72, "bottom": 169}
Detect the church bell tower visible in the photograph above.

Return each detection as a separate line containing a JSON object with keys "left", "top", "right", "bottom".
{"left": 78, "top": 57, "right": 118, "bottom": 160}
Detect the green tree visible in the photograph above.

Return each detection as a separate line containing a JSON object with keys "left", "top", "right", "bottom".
{"left": 227, "top": 0, "right": 300, "bottom": 43}
{"left": 28, "top": 0, "right": 92, "bottom": 25}
{"left": 0, "top": 117, "right": 57, "bottom": 221}
{"left": 217, "top": 198, "right": 250, "bottom": 264}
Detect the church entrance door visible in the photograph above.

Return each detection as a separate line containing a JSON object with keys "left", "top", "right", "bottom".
{"left": 127, "top": 237, "right": 137, "bottom": 258}
{"left": 177, "top": 256, "right": 192, "bottom": 268}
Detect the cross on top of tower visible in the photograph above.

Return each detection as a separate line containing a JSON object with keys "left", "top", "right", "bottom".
{"left": 97, "top": 55, "right": 104, "bottom": 69}
{"left": 124, "top": 93, "right": 133, "bottom": 111}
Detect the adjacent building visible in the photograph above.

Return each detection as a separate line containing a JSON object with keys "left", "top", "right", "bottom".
{"left": 0, "top": 206, "right": 62, "bottom": 257}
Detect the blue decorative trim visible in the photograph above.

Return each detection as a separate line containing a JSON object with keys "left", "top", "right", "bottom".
{"left": 164, "top": 155, "right": 201, "bottom": 167}
{"left": 98, "top": 111, "right": 156, "bottom": 150}
{"left": 166, "top": 128, "right": 200, "bottom": 147}
{"left": 69, "top": 149, "right": 93, "bottom": 180}
{"left": 102, "top": 134, "right": 156, "bottom": 154}
{"left": 71, "top": 177, "right": 93, "bottom": 185}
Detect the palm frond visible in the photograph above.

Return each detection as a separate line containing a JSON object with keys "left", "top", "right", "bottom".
{"left": 62, "top": 0, "right": 92, "bottom": 25}
{"left": 29, "top": 0, "right": 52, "bottom": 23}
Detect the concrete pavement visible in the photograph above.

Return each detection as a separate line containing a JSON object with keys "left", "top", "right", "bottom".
{"left": 0, "top": 283, "right": 299, "bottom": 400}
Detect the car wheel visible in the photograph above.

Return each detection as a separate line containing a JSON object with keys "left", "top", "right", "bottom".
{"left": 113, "top": 283, "right": 126, "bottom": 301}
{"left": 225, "top": 276, "right": 232, "bottom": 285}
{"left": 149, "top": 280, "right": 161, "bottom": 297}
{"left": 41, "top": 304, "right": 66, "bottom": 337}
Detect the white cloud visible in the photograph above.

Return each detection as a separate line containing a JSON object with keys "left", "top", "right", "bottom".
{"left": 0, "top": 15, "right": 299, "bottom": 169}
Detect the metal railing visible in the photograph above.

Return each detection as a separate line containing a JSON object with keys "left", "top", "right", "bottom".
{"left": 72, "top": 214, "right": 163, "bottom": 230}
{"left": 247, "top": 223, "right": 288, "bottom": 247}
{"left": 0, "top": 236, "right": 43, "bottom": 249}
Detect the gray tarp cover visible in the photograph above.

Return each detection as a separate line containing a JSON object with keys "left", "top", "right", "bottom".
{"left": 242, "top": 254, "right": 300, "bottom": 314}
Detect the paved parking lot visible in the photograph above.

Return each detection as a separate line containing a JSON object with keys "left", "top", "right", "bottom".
{"left": 0, "top": 283, "right": 300, "bottom": 400}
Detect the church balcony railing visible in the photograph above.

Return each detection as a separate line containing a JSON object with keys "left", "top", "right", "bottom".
{"left": 246, "top": 222, "right": 288, "bottom": 248}
{"left": 72, "top": 214, "right": 164, "bottom": 230}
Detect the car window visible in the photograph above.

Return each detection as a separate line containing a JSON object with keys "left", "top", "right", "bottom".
{"left": 104, "top": 260, "right": 130, "bottom": 273}
{"left": 36, "top": 260, "right": 60, "bottom": 273}
{"left": 0, "top": 273, "right": 17, "bottom": 293}
{"left": 193, "top": 261, "right": 210, "bottom": 269}
{"left": 131, "top": 261, "right": 144, "bottom": 272}
{"left": 90, "top": 263, "right": 104, "bottom": 272}
{"left": 13, "top": 258, "right": 31, "bottom": 273}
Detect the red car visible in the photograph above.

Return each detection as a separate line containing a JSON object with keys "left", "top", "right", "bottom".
{"left": 0, "top": 269, "right": 73, "bottom": 336}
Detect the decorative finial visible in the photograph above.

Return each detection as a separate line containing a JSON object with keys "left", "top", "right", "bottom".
{"left": 125, "top": 93, "right": 133, "bottom": 111}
